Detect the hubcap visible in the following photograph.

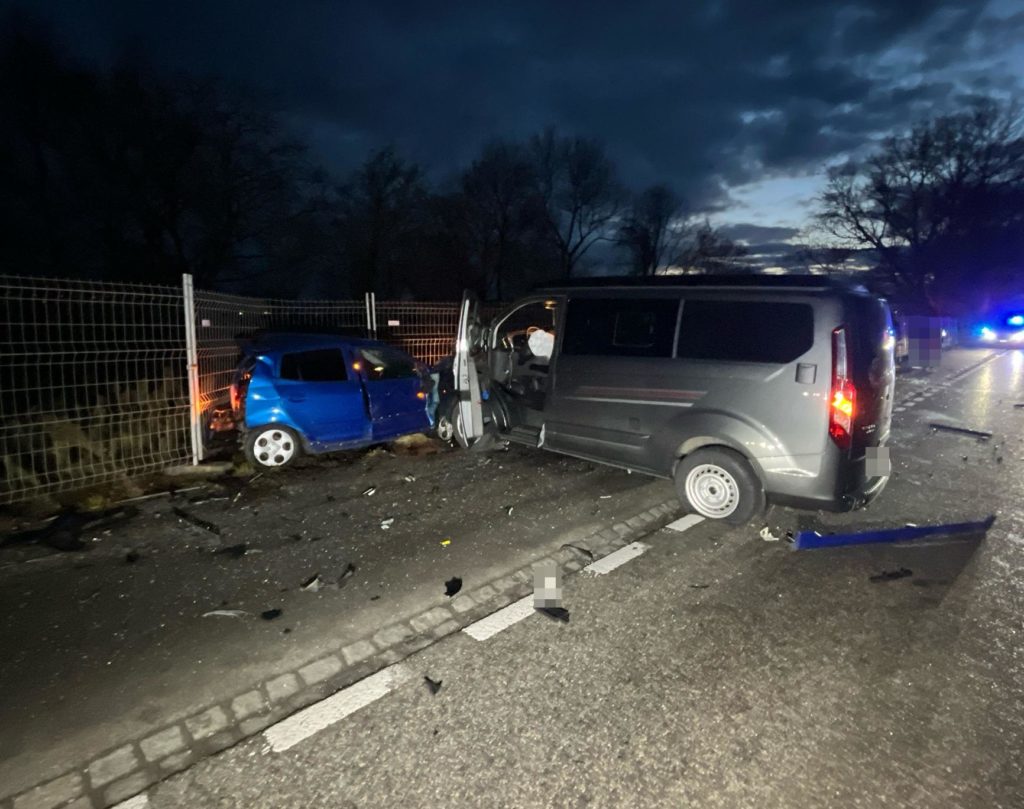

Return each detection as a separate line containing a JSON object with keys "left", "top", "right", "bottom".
{"left": 253, "top": 429, "right": 295, "bottom": 467}
{"left": 684, "top": 464, "right": 740, "bottom": 518}
{"left": 437, "top": 414, "right": 455, "bottom": 442}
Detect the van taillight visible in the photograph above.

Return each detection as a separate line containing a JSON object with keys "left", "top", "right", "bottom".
{"left": 829, "top": 327, "right": 856, "bottom": 450}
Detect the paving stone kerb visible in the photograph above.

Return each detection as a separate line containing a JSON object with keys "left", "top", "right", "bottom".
{"left": 2, "top": 498, "right": 680, "bottom": 809}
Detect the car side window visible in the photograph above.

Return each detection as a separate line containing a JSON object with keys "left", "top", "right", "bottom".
{"left": 359, "top": 347, "right": 418, "bottom": 381}
{"left": 562, "top": 298, "right": 679, "bottom": 358}
{"left": 279, "top": 348, "right": 348, "bottom": 382}
{"left": 676, "top": 299, "right": 814, "bottom": 363}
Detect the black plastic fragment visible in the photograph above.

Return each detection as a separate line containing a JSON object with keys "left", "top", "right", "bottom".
{"left": 424, "top": 676, "right": 443, "bottom": 695}
{"left": 869, "top": 568, "right": 913, "bottom": 583}
{"left": 261, "top": 608, "right": 283, "bottom": 620}
{"left": 173, "top": 507, "right": 222, "bottom": 535}
{"left": 444, "top": 577, "right": 462, "bottom": 597}
{"left": 214, "top": 543, "right": 248, "bottom": 558}
{"left": 537, "top": 606, "right": 571, "bottom": 623}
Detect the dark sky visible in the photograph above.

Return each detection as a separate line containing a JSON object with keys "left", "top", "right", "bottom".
{"left": 13, "top": 0, "right": 1024, "bottom": 241}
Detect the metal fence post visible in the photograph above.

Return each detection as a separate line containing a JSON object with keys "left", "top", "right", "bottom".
{"left": 182, "top": 273, "right": 203, "bottom": 465}
{"left": 364, "top": 292, "right": 372, "bottom": 338}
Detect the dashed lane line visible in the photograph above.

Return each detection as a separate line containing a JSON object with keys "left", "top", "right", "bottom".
{"left": 264, "top": 664, "right": 412, "bottom": 753}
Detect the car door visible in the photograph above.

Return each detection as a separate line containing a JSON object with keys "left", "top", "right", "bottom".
{"left": 453, "top": 290, "right": 484, "bottom": 445}
{"left": 356, "top": 345, "right": 431, "bottom": 440}
{"left": 544, "top": 295, "right": 683, "bottom": 471}
{"left": 274, "top": 347, "right": 370, "bottom": 445}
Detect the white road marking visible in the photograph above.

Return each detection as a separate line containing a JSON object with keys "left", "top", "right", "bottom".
{"left": 111, "top": 796, "right": 149, "bottom": 809}
{"left": 666, "top": 514, "right": 706, "bottom": 532}
{"left": 264, "top": 664, "right": 411, "bottom": 752}
{"left": 583, "top": 541, "right": 651, "bottom": 575}
{"left": 462, "top": 595, "right": 536, "bottom": 641}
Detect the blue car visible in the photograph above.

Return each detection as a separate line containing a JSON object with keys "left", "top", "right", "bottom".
{"left": 230, "top": 333, "right": 438, "bottom": 470}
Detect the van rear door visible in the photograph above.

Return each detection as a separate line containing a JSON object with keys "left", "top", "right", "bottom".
{"left": 849, "top": 296, "right": 895, "bottom": 452}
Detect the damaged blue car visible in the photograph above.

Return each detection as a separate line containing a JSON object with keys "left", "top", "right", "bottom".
{"left": 230, "top": 333, "right": 438, "bottom": 470}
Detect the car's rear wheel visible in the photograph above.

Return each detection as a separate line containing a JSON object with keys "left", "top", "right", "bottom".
{"left": 674, "top": 447, "right": 764, "bottom": 526}
{"left": 245, "top": 425, "right": 301, "bottom": 470}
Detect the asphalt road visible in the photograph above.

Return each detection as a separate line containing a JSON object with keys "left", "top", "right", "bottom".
{"left": 131, "top": 347, "right": 1023, "bottom": 809}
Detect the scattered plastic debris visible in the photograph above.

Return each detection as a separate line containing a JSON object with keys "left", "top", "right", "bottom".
{"left": 214, "top": 543, "right": 248, "bottom": 558}
{"left": 560, "top": 543, "right": 595, "bottom": 562}
{"left": 403, "top": 475, "right": 416, "bottom": 483}
{"left": 759, "top": 526, "right": 781, "bottom": 542}
{"left": 599, "top": 495, "right": 612, "bottom": 499}
{"left": 203, "top": 609, "right": 249, "bottom": 618}
{"left": 424, "top": 676, "right": 443, "bottom": 695}
{"left": 444, "top": 577, "right": 463, "bottom": 597}
{"left": 380, "top": 518, "right": 395, "bottom": 530}
{"left": 363, "top": 486, "right": 377, "bottom": 496}
{"left": 537, "top": 606, "right": 570, "bottom": 623}
{"left": 929, "top": 422, "right": 993, "bottom": 440}
{"left": 504, "top": 505, "right": 514, "bottom": 516}
{"left": 173, "top": 507, "right": 221, "bottom": 535}
{"left": 261, "top": 608, "right": 283, "bottom": 621}
{"left": 1014, "top": 403, "right": 1024, "bottom": 409}
{"left": 440, "top": 538, "right": 451, "bottom": 547}
{"left": 301, "top": 574, "right": 323, "bottom": 593}
{"left": 869, "top": 568, "right": 913, "bottom": 583}
{"left": 688, "top": 584, "right": 710, "bottom": 589}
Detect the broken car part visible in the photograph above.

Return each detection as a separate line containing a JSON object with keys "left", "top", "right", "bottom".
{"left": 793, "top": 515, "right": 995, "bottom": 550}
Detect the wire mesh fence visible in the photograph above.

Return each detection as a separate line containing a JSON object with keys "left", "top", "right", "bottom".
{"left": 0, "top": 275, "right": 191, "bottom": 505}
{"left": 0, "top": 273, "right": 502, "bottom": 503}
{"left": 193, "top": 291, "right": 367, "bottom": 420}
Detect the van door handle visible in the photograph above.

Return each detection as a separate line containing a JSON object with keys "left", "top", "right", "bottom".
{"left": 795, "top": 363, "right": 817, "bottom": 384}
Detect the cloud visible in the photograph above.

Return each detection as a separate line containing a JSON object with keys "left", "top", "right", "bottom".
{"left": 14, "top": 0, "right": 1019, "bottom": 219}
{"left": 719, "top": 224, "right": 803, "bottom": 244}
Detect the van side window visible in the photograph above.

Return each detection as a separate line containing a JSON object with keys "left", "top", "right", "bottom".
{"left": 279, "top": 348, "right": 349, "bottom": 382}
{"left": 676, "top": 300, "right": 814, "bottom": 363}
{"left": 359, "top": 346, "right": 418, "bottom": 381}
{"left": 563, "top": 298, "right": 679, "bottom": 358}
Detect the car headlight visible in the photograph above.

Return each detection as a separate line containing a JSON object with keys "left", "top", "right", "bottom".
{"left": 980, "top": 327, "right": 997, "bottom": 342}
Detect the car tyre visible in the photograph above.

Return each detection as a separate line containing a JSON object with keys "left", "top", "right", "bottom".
{"left": 244, "top": 425, "right": 302, "bottom": 470}
{"left": 445, "top": 401, "right": 496, "bottom": 452}
{"left": 674, "top": 447, "right": 765, "bottom": 526}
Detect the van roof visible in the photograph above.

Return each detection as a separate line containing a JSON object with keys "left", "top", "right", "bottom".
{"left": 535, "top": 273, "right": 871, "bottom": 294}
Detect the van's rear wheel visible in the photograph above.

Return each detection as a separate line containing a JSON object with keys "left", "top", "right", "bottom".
{"left": 674, "top": 448, "right": 764, "bottom": 525}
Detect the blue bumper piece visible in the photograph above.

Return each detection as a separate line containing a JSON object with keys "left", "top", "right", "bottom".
{"left": 793, "top": 515, "right": 996, "bottom": 550}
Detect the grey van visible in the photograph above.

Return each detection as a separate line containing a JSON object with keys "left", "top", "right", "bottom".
{"left": 444, "top": 275, "right": 895, "bottom": 525}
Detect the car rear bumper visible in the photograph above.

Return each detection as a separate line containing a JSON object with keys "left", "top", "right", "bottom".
{"left": 767, "top": 471, "right": 889, "bottom": 512}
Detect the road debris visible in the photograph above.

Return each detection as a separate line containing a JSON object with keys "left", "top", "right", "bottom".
{"left": 403, "top": 475, "right": 416, "bottom": 483}
{"left": 444, "top": 577, "right": 463, "bottom": 597}
{"left": 869, "top": 568, "right": 913, "bottom": 583}
{"left": 203, "top": 609, "right": 249, "bottom": 618}
{"left": 423, "top": 675, "right": 443, "bottom": 695}
{"left": 440, "top": 538, "right": 451, "bottom": 547}
{"left": 688, "top": 584, "right": 710, "bottom": 589}
{"left": 794, "top": 515, "right": 995, "bottom": 550}
{"left": 759, "top": 526, "right": 781, "bottom": 542}
{"left": 929, "top": 422, "right": 993, "bottom": 440}
{"left": 173, "top": 507, "right": 221, "bottom": 535}
{"left": 301, "top": 574, "right": 323, "bottom": 592}
{"left": 214, "top": 543, "right": 248, "bottom": 558}
{"left": 560, "top": 543, "right": 595, "bottom": 562}
{"left": 1014, "top": 403, "right": 1024, "bottom": 409}
{"left": 261, "top": 608, "right": 283, "bottom": 621}
{"left": 537, "top": 606, "right": 571, "bottom": 623}
{"left": 504, "top": 505, "right": 514, "bottom": 516}
{"left": 124, "top": 551, "right": 140, "bottom": 564}
{"left": 363, "top": 486, "right": 377, "bottom": 496}
{"left": 380, "top": 518, "right": 395, "bottom": 530}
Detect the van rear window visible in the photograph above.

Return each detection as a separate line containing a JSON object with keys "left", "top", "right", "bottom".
{"left": 563, "top": 298, "right": 679, "bottom": 358}
{"left": 677, "top": 300, "right": 814, "bottom": 363}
